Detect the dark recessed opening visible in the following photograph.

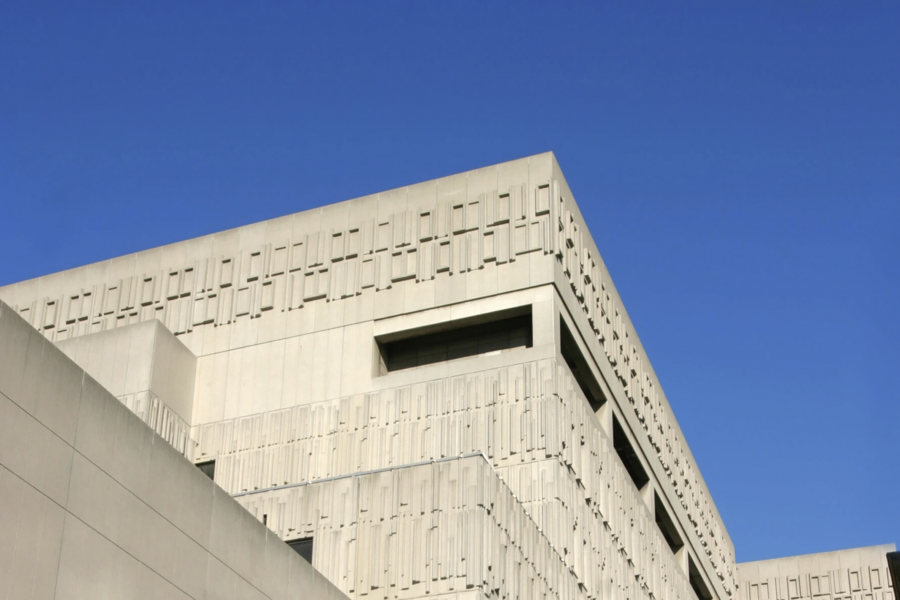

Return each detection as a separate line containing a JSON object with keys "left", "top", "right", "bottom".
{"left": 887, "top": 552, "right": 900, "bottom": 599}
{"left": 689, "top": 555, "right": 713, "bottom": 600}
{"left": 378, "top": 306, "right": 532, "bottom": 373}
{"left": 288, "top": 537, "right": 314, "bottom": 565}
{"left": 196, "top": 460, "right": 215, "bottom": 481}
{"left": 655, "top": 492, "right": 684, "bottom": 555}
{"left": 560, "top": 317, "right": 607, "bottom": 412}
{"left": 612, "top": 415, "right": 649, "bottom": 490}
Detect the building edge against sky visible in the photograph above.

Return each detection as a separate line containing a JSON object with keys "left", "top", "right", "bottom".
{"left": 0, "top": 152, "right": 894, "bottom": 600}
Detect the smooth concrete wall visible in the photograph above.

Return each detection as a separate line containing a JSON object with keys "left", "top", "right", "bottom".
{"left": 738, "top": 545, "right": 896, "bottom": 600}
{"left": 0, "top": 301, "right": 348, "bottom": 600}
{"left": 0, "top": 153, "right": 736, "bottom": 600}
{"left": 56, "top": 320, "right": 197, "bottom": 425}
{"left": 55, "top": 319, "right": 197, "bottom": 425}
{"left": 54, "top": 319, "right": 197, "bottom": 456}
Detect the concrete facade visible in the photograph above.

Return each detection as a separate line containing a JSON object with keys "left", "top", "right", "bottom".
{"left": 0, "top": 153, "right": 893, "bottom": 600}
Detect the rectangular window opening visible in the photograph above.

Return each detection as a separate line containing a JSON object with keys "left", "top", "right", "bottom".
{"left": 288, "top": 537, "right": 314, "bottom": 565}
{"left": 196, "top": 460, "right": 215, "bottom": 481}
{"left": 655, "top": 492, "right": 684, "bottom": 555}
{"left": 377, "top": 306, "right": 532, "bottom": 374}
{"left": 689, "top": 555, "right": 713, "bottom": 600}
{"left": 560, "top": 317, "right": 607, "bottom": 412}
{"left": 612, "top": 415, "right": 649, "bottom": 490}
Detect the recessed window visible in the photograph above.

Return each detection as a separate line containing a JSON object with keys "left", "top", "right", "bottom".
{"left": 196, "top": 460, "right": 215, "bottom": 481}
{"left": 612, "top": 415, "right": 649, "bottom": 490}
{"left": 655, "top": 492, "right": 684, "bottom": 555}
{"left": 288, "top": 537, "right": 314, "bottom": 565}
{"left": 689, "top": 555, "right": 713, "bottom": 600}
{"left": 886, "top": 552, "right": 900, "bottom": 598}
{"left": 560, "top": 317, "right": 607, "bottom": 412}
{"left": 377, "top": 306, "right": 532, "bottom": 374}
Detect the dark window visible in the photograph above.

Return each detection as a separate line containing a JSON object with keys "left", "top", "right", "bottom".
{"left": 654, "top": 492, "right": 684, "bottom": 555}
{"left": 689, "top": 555, "right": 713, "bottom": 600}
{"left": 560, "top": 317, "right": 607, "bottom": 411}
{"left": 196, "top": 460, "right": 215, "bottom": 481}
{"left": 612, "top": 415, "right": 649, "bottom": 490}
{"left": 288, "top": 537, "right": 314, "bottom": 565}
{"left": 378, "top": 307, "right": 532, "bottom": 373}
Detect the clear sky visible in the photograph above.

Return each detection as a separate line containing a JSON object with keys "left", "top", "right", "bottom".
{"left": 1, "top": 2, "right": 897, "bottom": 562}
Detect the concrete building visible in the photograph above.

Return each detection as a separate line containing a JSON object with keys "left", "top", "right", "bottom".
{"left": 0, "top": 152, "right": 894, "bottom": 600}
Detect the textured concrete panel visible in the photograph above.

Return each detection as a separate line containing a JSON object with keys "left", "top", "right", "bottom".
{"left": 235, "top": 456, "right": 583, "bottom": 600}
{"left": 209, "top": 354, "right": 704, "bottom": 600}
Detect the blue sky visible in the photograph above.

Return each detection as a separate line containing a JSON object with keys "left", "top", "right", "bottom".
{"left": 1, "top": 2, "right": 897, "bottom": 561}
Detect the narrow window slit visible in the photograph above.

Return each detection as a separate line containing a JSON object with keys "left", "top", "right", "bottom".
{"left": 689, "top": 555, "right": 713, "bottom": 600}
{"left": 655, "top": 492, "right": 684, "bottom": 555}
{"left": 613, "top": 415, "right": 649, "bottom": 490}
{"left": 559, "top": 317, "right": 607, "bottom": 412}
{"left": 288, "top": 537, "right": 314, "bottom": 565}
{"left": 196, "top": 460, "right": 215, "bottom": 481}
